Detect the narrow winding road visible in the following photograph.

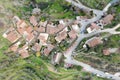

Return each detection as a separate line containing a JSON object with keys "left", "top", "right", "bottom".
{"left": 64, "top": 0, "right": 120, "bottom": 80}
{"left": 65, "top": 58, "right": 120, "bottom": 80}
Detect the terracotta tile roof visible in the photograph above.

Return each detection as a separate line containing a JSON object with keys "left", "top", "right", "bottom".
{"left": 18, "top": 43, "right": 29, "bottom": 58}
{"left": 46, "top": 26, "right": 57, "bottom": 34}
{"left": 32, "top": 43, "right": 41, "bottom": 51}
{"left": 22, "top": 44, "right": 28, "bottom": 50}
{"left": 30, "top": 16, "right": 38, "bottom": 26}
{"left": 38, "top": 33, "right": 49, "bottom": 45}
{"left": 3, "top": 28, "right": 21, "bottom": 43}
{"left": 17, "top": 27, "right": 26, "bottom": 34}
{"left": 43, "top": 44, "right": 54, "bottom": 56}
{"left": 9, "top": 44, "right": 18, "bottom": 52}
{"left": 37, "top": 26, "right": 46, "bottom": 33}
{"left": 19, "top": 49, "right": 29, "bottom": 58}
{"left": 90, "top": 23, "right": 100, "bottom": 30}
{"left": 7, "top": 31, "right": 18, "bottom": 43}
{"left": 68, "top": 30, "right": 77, "bottom": 39}
{"left": 43, "top": 49, "right": 50, "bottom": 56}
{"left": 46, "top": 23, "right": 65, "bottom": 34}
{"left": 46, "top": 24, "right": 57, "bottom": 34}
{"left": 85, "top": 37, "right": 103, "bottom": 47}
{"left": 87, "top": 23, "right": 101, "bottom": 33}
{"left": 17, "top": 20, "right": 28, "bottom": 28}
{"left": 102, "top": 14, "right": 114, "bottom": 25}
{"left": 13, "top": 16, "right": 28, "bottom": 28}
{"left": 17, "top": 26, "right": 34, "bottom": 42}
{"left": 57, "top": 24, "right": 65, "bottom": 30}
{"left": 55, "top": 29, "right": 67, "bottom": 43}
{"left": 9, "top": 42, "right": 21, "bottom": 52}
{"left": 17, "top": 20, "right": 33, "bottom": 35}
{"left": 26, "top": 32, "right": 35, "bottom": 42}
{"left": 25, "top": 26, "right": 33, "bottom": 33}
{"left": 17, "top": 24, "right": 33, "bottom": 35}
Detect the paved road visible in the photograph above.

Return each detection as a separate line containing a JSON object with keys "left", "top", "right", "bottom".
{"left": 65, "top": 0, "right": 92, "bottom": 13}
{"left": 103, "top": 0, "right": 120, "bottom": 12}
{"left": 64, "top": 0, "right": 120, "bottom": 80}
{"left": 79, "top": 14, "right": 103, "bottom": 33}
{"left": 64, "top": 34, "right": 85, "bottom": 57}
{"left": 66, "top": 0, "right": 120, "bottom": 33}
{"left": 64, "top": 58, "right": 120, "bottom": 80}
